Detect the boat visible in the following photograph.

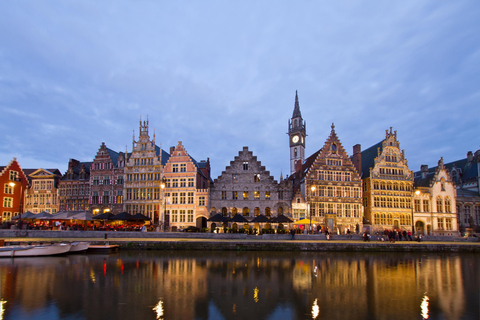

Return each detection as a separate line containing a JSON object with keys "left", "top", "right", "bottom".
{"left": 0, "top": 243, "right": 72, "bottom": 258}
{"left": 69, "top": 241, "right": 90, "bottom": 253}
{"left": 87, "top": 244, "right": 119, "bottom": 253}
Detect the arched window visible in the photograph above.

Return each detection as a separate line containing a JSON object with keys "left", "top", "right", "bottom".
{"left": 243, "top": 207, "right": 249, "bottom": 216}
{"left": 222, "top": 207, "right": 228, "bottom": 216}
{"left": 294, "top": 148, "right": 298, "bottom": 157}
{"left": 278, "top": 207, "right": 283, "bottom": 215}
{"left": 331, "top": 144, "right": 337, "bottom": 152}
{"left": 254, "top": 207, "right": 260, "bottom": 216}
{"left": 265, "top": 207, "right": 271, "bottom": 217}
{"left": 436, "top": 196, "right": 444, "bottom": 213}
{"left": 232, "top": 207, "right": 238, "bottom": 215}
{"left": 444, "top": 197, "right": 451, "bottom": 213}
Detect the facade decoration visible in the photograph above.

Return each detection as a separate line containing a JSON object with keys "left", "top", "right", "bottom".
{"left": 90, "top": 143, "right": 126, "bottom": 215}
{"left": 352, "top": 128, "right": 414, "bottom": 233}
{"left": 413, "top": 158, "right": 460, "bottom": 236}
{"left": 123, "top": 117, "right": 169, "bottom": 223}
{"left": 299, "top": 124, "right": 363, "bottom": 233}
{"left": 59, "top": 158, "right": 91, "bottom": 211}
{"left": 24, "top": 168, "right": 62, "bottom": 214}
{"left": 0, "top": 158, "right": 29, "bottom": 222}
{"left": 162, "top": 141, "right": 211, "bottom": 231}
{"left": 288, "top": 91, "right": 306, "bottom": 175}
{"left": 441, "top": 150, "right": 480, "bottom": 234}
{"left": 210, "top": 147, "right": 293, "bottom": 229}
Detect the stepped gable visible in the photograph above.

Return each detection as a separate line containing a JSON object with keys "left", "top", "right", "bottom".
{"left": 214, "top": 146, "right": 276, "bottom": 184}
{"left": 414, "top": 158, "right": 453, "bottom": 188}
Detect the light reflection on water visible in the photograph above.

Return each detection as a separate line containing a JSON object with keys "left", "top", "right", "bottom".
{"left": 0, "top": 251, "right": 478, "bottom": 320}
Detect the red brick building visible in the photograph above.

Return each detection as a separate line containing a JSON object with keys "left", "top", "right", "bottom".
{"left": 0, "top": 158, "right": 29, "bottom": 222}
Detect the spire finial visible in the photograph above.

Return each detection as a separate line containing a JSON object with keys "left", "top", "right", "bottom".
{"left": 331, "top": 123, "right": 335, "bottom": 131}
{"left": 292, "top": 90, "right": 302, "bottom": 119}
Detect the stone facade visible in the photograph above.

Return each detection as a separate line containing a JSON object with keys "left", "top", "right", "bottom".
{"left": 24, "top": 168, "right": 62, "bottom": 214}
{"left": 123, "top": 118, "right": 169, "bottom": 222}
{"left": 353, "top": 128, "right": 414, "bottom": 233}
{"left": 162, "top": 141, "right": 211, "bottom": 231}
{"left": 210, "top": 147, "right": 293, "bottom": 226}
{"left": 90, "top": 143, "right": 126, "bottom": 215}
{"left": 0, "top": 158, "right": 29, "bottom": 222}
{"left": 59, "top": 158, "right": 91, "bottom": 211}
{"left": 413, "top": 158, "right": 460, "bottom": 236}
{"left": 301, "top": 124, "right": 363, "bottom": 233}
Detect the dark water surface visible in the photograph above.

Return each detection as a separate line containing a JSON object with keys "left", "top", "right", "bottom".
{"left": 0, "top": 250, "right": 478, "bottom": 320}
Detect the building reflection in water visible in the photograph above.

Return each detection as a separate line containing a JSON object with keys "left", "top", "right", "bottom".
{"left": 0, "top": 251, "right": 477, "bottom": 320}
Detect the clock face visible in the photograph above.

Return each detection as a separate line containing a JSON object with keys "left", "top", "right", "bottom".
{"left": 292, "top": 135, "right": 299, "bottom": 143}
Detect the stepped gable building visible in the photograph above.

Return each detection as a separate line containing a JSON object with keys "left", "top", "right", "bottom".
{"left": 290, "top": 124, "right": 363, "bottom": 233}
{"left": 352, "top": 128, "right": 414, "bottom": 233}
{"left": 162, "top": 141, "right": 211, "bottom": 231}
{"left": 413, "top": 158, "right": 459, "bottom": 236}
{"left": 59, "top": 158, "right": 92, "bottom": 211}
{"left": 24, "top": 168, "right": 62, "bottom": 214}
{"left": 288, "top": 91, "right": 306, "bottom": 175}
{"left": 439, "top": 150, "right": 480, "bottom": 233}
{"left": 210, "top": 147, "right": 293, "bottom": 226}
{"left": 0, "top": 158, "right": 29, "bottom": 222}
{"left": 90, "top": 143, "right": 126, "bottom": 215}
{"left": 124, "top": 118, "right": 170, "bottom": 223}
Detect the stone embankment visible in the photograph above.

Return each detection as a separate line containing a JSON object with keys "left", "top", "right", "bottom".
{"left": 0, "top": 230, "right": 479, "bottom": 252}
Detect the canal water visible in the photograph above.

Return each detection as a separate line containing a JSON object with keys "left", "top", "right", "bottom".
{"left": 0, "top": 250, "right": 478, "bottom": 320}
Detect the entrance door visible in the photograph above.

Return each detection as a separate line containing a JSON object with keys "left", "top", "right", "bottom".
{"left": 394, "top": 220, "right": 400, "bottom": 229}
{"left": 327, "top": 218, "right": 334, "bottom": 232}
{"left": 415, "top": 221, "right": 425, "bottom": 235}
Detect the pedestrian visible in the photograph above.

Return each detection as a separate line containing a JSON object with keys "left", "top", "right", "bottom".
{"left": 407, "top": 230, "right": 413, "bottom": 241}
{"left": 347, "top": 229, "right": 351, "bottom": 239}
{"left": 290, "top": 228, "right": 295, "bottom": 240}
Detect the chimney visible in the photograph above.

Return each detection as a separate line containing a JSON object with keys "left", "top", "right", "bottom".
{"left": 421, "top": 164, "right": 429, "bottom": 179}
{"left": 352, "top": 144, "right": 362, "bottom": 175}
{"left": 467, "top": 151, "right": 473, "bottom": 163}
{"left": 170, "top": 146, "right": 175, "bottom": 155}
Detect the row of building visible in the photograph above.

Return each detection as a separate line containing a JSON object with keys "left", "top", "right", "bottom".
{"left": 2, "top": 93, "right": 479, "bottom": 235}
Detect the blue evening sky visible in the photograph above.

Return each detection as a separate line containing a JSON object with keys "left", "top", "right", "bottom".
{"left": 1, "top": 1, "right": 479, "bottom": 179}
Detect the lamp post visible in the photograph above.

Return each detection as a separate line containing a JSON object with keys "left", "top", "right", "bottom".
{"left": 160, "top": 178, "right": 167, "bottom": 232}
{"left": 310, "top": 185, "right": 316, "bottom": 234}
{"left": 9, "top": 178, "right": 23, "bottom": 228}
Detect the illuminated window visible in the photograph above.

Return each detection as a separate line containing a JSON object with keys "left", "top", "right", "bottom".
{"left": 254, "top": 191, "right": 260, "bottom": 199}
{"left": 222, "top": 191, "right": 227, "bottom": 200}
{"left": 243, "top": 207, "right": 249, "bottom": 216}
{"left": 243, "top": 191, "right": 249, "bottom": 200}
{"left": 232, "top": 191, "right": 238, "bottom": 200}
{"left": 254, "top": 207, "right": 260, "bottom": 216}
{"left": 3, "top": 197, "right": 13, "bottom": 208}
{"left": 265, "top": 191, "right": 270, "bottom": 199}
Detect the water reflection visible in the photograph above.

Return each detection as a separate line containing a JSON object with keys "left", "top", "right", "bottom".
{"left": 0, "top": 251, "right": 478, "bottom": 320}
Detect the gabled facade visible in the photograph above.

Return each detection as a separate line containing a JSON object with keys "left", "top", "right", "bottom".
{"left": 441, "top": 150, "right": 480, "bottom": 233}
{"left": 123, "top": 118, "right": 169, "bottom": 223}
{"left": 299, "top": 124, "right": 363, "bottom": 233}
{"left": 24, "top": 168, "right": 62, "bottom": 214}
{"left": 162, "top": 141, "right": 211, "bottom": 231}
{"left": 413, "top": 158, "right": 459, "bottom": 236}
{"left": 0, "top": 158, "right": 29, "bottom": 222}
{"left": 210, "top": 147, "right": 293, "bottom": 224}
{"left": 90, "top": 143, "right": 126, "bottom": 215}
{"left": 353, "top": 128, "right": 414, "bottom": 233}
{"left": 59, "top": 158, "right": 92, "bottom": 211}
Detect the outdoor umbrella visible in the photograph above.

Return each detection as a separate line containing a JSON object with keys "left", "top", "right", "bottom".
{"left": 112, "top": 212, "right": 136, "bottom": 221}
{"left": 93, "top": 212, "right": 116, "bottom": 220}
{"left": 132, "top": 213, "right": 151, "bottom": 221}
{"left": 229, "top": 214, "right": 249, "bottom": 223}
{"left": 35, "top": 211, "right": 54, "bottom": 220}
{"left": 294, "top": 218, "right": 315, "bottom": 225}
{"left": 12, "top": 211, "right": 37, "bottom": 220}
{"left": 69, "top": 211, "right": 93, "bottom": 221}
{"left": 251, "top": 214, "right": 271, "bottom": 223}
{"left": 271, "top": 214, "right": 293, "bottom": 223}
{"left": 207, "top": 213, "right": 230, "bottom": 223}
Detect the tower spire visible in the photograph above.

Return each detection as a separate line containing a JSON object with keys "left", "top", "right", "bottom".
{"left": 292, "top": 90, "right": 302, "bottom": 118}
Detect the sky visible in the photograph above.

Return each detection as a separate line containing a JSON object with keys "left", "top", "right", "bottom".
{"left": 1, "top": 1, "right": 479, "bottom": 180}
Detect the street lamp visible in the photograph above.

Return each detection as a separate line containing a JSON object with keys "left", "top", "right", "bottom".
{"left": 310, "top": 185, "right": 316, "bottom": 234}
{"left": 160, "top": 178, "right": 167, "bottom": 232}
{"left": 9, "top": 178, "right": 24, "bottom": 228}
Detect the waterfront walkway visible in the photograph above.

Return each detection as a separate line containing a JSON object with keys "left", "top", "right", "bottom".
{"left": 1, "top": 229, "right": 479, "bottom": 252}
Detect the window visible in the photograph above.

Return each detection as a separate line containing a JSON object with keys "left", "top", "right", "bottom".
{"left": 254, "top": 207, "right": 260, "bottom": 216}
{"left": 117, "top": 176, "right": 123, "bottom": 185}
{"left": 436, "top": 196, "right": 444, "bottom": 213}
{"left": 310, "top": 203, "right": 316, "bottom": 216}
{"left": 254, "top": 174, "right": 260, "bottom": 182}
{"left": 232, "top": 191, "right": 238, "bottom": 200}
{"left": 188, "top": 178, "right": 194, "bottom": 187}
{"left": 331, "top": 144, "right": 337, "bottom": 152}
{"left": 172, "top": 179, "right": 178, "bottom": 187}
{"left": 179, "top": 210, "right": 186, "bottom": 222}
{"left": 4, "top": 184, "right": 13, "bottom": 194}
{"left": 3, "top": 197, "right": 13, "bottom": 208}
{"left": 117, "top": 191, "right": 123, "bottom": 204}
{"left": 172, "top": 164, "right": 179, "bottom": 172}
{"left": 198, "top": 196, "right": 205, "bottom": 206}
{"left": 414, "top": 200, "right": 421, "bottom": 212}
{"left": 187, "top": 210, "right": 193, "bottom": 222}
{"left": 180, "top": 164, "right": 186, "bottom": 172}
{"left": 172, "top": 193, "right": 178, "bottom": 204}
{"left": 242, "top": 207, "right": 249, "bottom": 216}
{"left": 222, "top": 207, "right": 228, "bottom": 216}
{"left": 104, "top": 176, "right": 110, "bottom": 185}
{"left": 243, "top": 162, "right": 248, "bottom": 170}
{"left": 265, "top": 191, "right": 270, "bottom": 200}
{"left": 232, "top": 174, "right": 238, "bottom": 183}
{"left": 254, "top": 191, "right": 260, "bottom": 199}
{"left": 103, "top": 191, "right": 109, "bottom": 204}
{"left": 93, "top": 177, "right": 99, "bottom": 185}
{"left": 446, "top": 218, "right": 453, "bottom": 230}
{"left": 265, "top": 207, "right": 271, "bottom": 216}
{"left": 180, "top": 179, "right": 186, "bottom": 187}
{"left": 445, "top": 197, "right": 451, "bottom": 213}
{"left": 423, "top": 200, "right": 429, "bottom": 212}
{"left": 92, "top": 192, "right": 99, "bottom": 205}
{"left": 9, "top": 170, "right": 18, "bottom": 181}
{"left": 243, "top": 191, "right": 249, "bottom": 200}
{"left": 222, "top": 191, "right": 227, "bottom": 199}
{"left": 180, "top": 192, "right": 186, "bottom": 204}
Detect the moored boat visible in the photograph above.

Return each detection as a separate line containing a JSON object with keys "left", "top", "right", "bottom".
{"left": 69, "top": 241, "right": 90, "bottom": 253}
{"left": 0, "top": 243, "right": 71, "bottom": 258}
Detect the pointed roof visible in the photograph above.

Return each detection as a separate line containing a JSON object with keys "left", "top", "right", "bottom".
{"left": 292, "top": 90, "right": 302, "bottom": 119}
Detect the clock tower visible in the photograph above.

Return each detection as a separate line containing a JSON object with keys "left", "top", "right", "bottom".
{"left": 288, "top": 91, "right": 306, "bottom": 174}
